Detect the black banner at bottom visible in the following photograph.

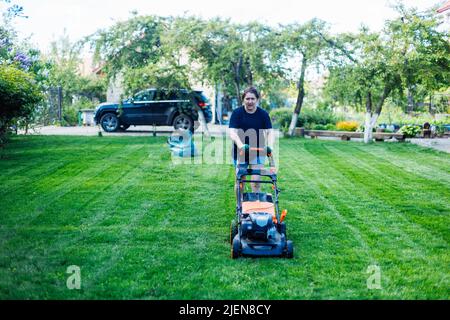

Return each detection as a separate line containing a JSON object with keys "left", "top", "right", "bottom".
{"left": 1, "top": 300, "right": 446, "bottom": 318}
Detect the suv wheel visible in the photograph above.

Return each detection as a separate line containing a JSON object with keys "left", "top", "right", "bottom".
{"left": 173, "top": 114, "right": 194, "bottom": 132}
{"left": 100, "top": 113, "right": 119, "bottom": 132}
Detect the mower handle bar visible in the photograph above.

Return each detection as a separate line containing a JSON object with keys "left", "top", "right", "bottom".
{"left": 237, "top": 147, "right": 275, "bottom": 168}
{"left": 240, "top": 179, "right": 275, "bottom": 184}
{"left": 236, "top": 168, "right": 277, "bottom": 180}
{"left": 239, "top": 147, "right": 271, "bottom": 156}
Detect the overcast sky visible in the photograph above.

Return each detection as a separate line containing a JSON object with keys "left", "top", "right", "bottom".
{"left": 3, "top": 0, "right": 444, "bottom": 52}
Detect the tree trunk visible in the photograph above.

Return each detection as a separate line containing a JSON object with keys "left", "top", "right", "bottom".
{"left": 364, "top": 92, "right": 374, "bottom": 143}
{"left": 244, "top": 56, "right": 253, "bottom": 86}
{"left": 429, "top": 94, "right": 433, "bottom": 114}
{"left": 288, "top": 55, "right": 307, "bottom": 136}
{"left": 233, "top": 51, "right": 244, "bottom": 106}
{"left": 363, "top": 85, "right": 391, "bottom": 144}
{"left": 234, "top": 81, "right": 241, "bottom": 107}
{"left": 364, "top": 114, "right": 372, "bottom": 143}
{"left": 288, "top": 113, "right": 299, "bottom": 136}
{"left": 196, "top": 106, "right": 210, "bottom": 137}
{"left": 364, "top": 112, "right": 379, "bottom": 143}
{"left": 407, "top": 88, "right": 415, "bottom": 114}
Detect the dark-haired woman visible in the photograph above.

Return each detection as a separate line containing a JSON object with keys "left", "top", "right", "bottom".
{"left": 229, "top": 87, "right": 275, "bottom": 194}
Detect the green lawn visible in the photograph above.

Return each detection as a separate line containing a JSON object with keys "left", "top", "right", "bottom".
{"left": 0, "top": 135, "right": 449, "bottom": 299}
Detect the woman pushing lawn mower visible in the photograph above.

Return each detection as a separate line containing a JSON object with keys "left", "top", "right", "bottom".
{"left": 229, "top": 87, "right": 276, "bottom": 194}
{"left": 228, "top": 87, "right": 293, "bottom": 259}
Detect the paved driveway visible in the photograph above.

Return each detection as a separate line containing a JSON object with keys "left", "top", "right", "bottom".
{"left": 23, "top": 124, "right": 228, "bottom": 137}
{"left": 408, "top": 138, "right": 450, "bottom": 153}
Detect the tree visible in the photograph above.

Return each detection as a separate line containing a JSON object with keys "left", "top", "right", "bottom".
{"left": 0, "top": 1, "right": 49, "bottom": 135}
{"left": 48, "top": 33, "right": 106, "bottom": 105}
{"left": 327, "top": 28, "right": 399, "bottom": 143}
{"left": 88, "top": 15, "right": 215, "bottom": 133}
{"left": 392, "top": 4, "right": 450, "bottom": 114}
{"left": 89, "top": 15, "right": 168, "bottom": 91}
{"left": 170, "top": 17, "right": 244, "bottom": 102}
{"left": 171, "top": 17, "right": 284, "bottom": 105}
{"left": 279, "top": 19, "right": 330, "bottom": 136}
{"left": 324, "top": 6, "right": 449, "bottom": 143}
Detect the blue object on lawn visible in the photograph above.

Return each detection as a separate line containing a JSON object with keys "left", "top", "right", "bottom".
{"left": 167, "top": 132, "right": 198, "bottom": 157}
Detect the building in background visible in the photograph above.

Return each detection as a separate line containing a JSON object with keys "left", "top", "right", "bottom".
{"left": 437, "top": 0, "right": 450, "bottom": 27}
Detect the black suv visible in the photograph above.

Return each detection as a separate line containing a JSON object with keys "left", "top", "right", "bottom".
{"left": 94, "top": 88, "right": 212, "bottom": 132}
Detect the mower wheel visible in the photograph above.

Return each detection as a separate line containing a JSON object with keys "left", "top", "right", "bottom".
{"left": 231, "top": 237, "right": 241, "bottom": 259}
{"left": 286, "top": 240, "right": 294, "bottom": 259}
{"left": 230, "top": 219, "right": 238, "bottom": 244}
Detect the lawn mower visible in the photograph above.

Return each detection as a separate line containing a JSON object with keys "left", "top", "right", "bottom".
{"left": 230, "top": 148, "right": 293, "bottom": 259}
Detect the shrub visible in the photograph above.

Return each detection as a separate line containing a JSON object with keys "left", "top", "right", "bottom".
{"left": 312, "top": 124, "right": 327, "bottom": 130}
{"left": 269, "top": 107, "right": 293, "bottom": 129}
{"left": 61, "top": 106, "right": 79, "bottom": 127}
{"left": 270, "top": 107, "right": 341, "bottom": 130}
{"left": 0, "top": 65, "right": 42, "bottom": 145}
{"left": 61, "top": 97, "right": 96, "bottom": 127}
{"left": 72, "top": 97, "right": 95, "bottom": 111}
{"left": 301, "top": 108, "right": 341, "bottom": 127}
{"left": 431, "top": 118, "right": 450, "bottom": 125}
{"left": 336, "top": 121, "right": 359, "bottom": 132}
{"left": 399, "top": 125, "right": 421, "bottom": 138}
{"left": 0, "top": 65, "right": 42, "bottom": 119}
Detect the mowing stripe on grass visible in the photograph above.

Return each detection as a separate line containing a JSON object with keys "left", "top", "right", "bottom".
{"left": 1, "top": 136, "right": 448, "bottom": 299}
{"left": 0, "top": 144, "right": 146, "bottom": 251}
{"left": 282, "top": 146, "right": 377, "bottom": 259}
{"left": 0, "top": 138, "right": 119, "bottom": 199}
{"left": 283, "top": 140, "right": 448, "bottom": 297}
{"left": 0, "top": 140, "right": 128, "bottom": 215}
{"left": 280, "top": 156, "right": 383, "bottom": 297}
{"left": 0, "top": 137, "right": 114, "bottom": 180}
{"left": 323, "top": 144, "right": 450, "bottom": 239}
{"left": 295, "top": 141, "right": 448, "bottom": 250}
{"left": 301, "top": 142, "right": 448, "bottom": 252}
{"left": 0, "top": 141, "right": 163, "bottom": 298}
{"left": 359, "top": 144, "right": 450, "bottom": 186}
{"left": 81, "top": 155, "right": 230, "bottom": 297}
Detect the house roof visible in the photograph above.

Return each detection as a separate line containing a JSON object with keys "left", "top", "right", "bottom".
{"left": 437, "top": 0, "right": 450, "bottom": 13}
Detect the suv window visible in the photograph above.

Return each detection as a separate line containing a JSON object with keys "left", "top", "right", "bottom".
{"left": 153, "top": 91, "right": 169, "bottom": 101}
{"left": 154, "top": 90, "right": 189, "bottom": 101}
{"left": 134, "top": 90, "right": 154, "bottom": 102}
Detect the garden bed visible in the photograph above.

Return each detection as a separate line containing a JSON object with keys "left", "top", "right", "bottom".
{"left": 294, "top": 128, "right": 406, "bottom": 141}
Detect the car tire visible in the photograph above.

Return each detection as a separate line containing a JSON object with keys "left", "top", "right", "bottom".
{"left": 173, "top": 114, "right": 194, "bottom": 132}
{"left": 100, "top": 113, "right": 120, "bottom": 132}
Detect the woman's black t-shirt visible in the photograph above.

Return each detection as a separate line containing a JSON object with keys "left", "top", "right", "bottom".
{"left": 229, "top": 106, "right": 272, "bottom": 161}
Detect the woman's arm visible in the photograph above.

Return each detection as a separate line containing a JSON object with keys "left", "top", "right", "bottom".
{"left": 229, "top": 128, "right": 244, "bottom": 149}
